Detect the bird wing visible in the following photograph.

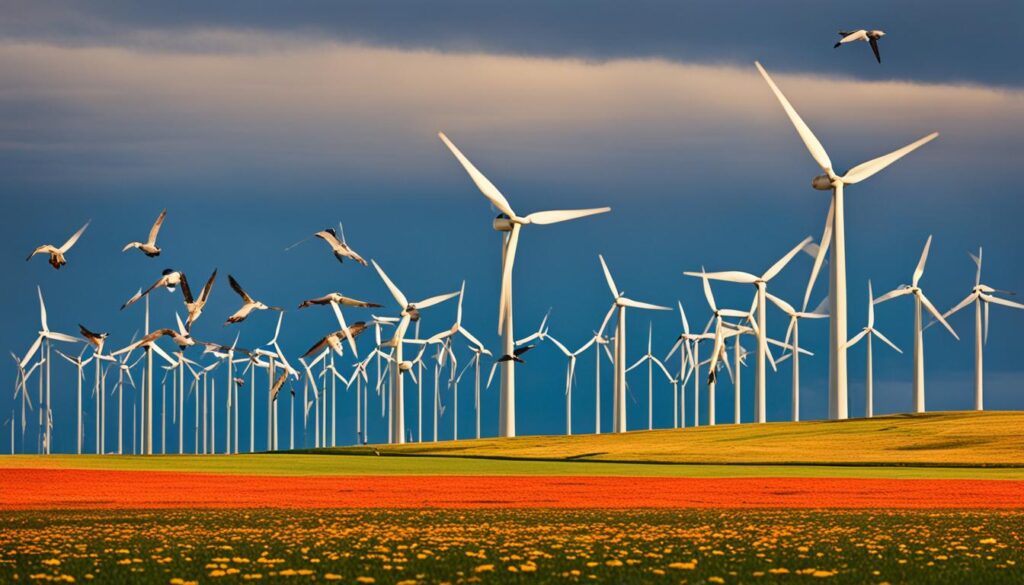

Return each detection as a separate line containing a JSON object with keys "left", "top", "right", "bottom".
{"left": 198, "top": 269, "right": 217, "bottom": 302}
{"left": 147, "top": 209, "right": 167, "bottom": 244}
{"left": 869, "top": 37, "right": 881, "bottom": 63}
{"left": 315, "top": 230, "right": 343, "bottom": 249}
{"left": 59, "top": 220, "right": 90, "bottom": 253}
{"left": 179, "top": 272, "right": 194, "bottom": 304}
{"left": 228, "top": 275, "right": 253, "bottom": 303}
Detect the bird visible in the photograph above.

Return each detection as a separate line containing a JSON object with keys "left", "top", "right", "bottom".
{"left": 314, "top": 224, "right": 367, "bottom": 266}
{"left": 113, "top": 326, "right": 193, "bottom": 355}
{"left": 79, "top": 324, "right": 109, "bottom": 355}
{"left": 121, "top": 209, "right": 167, "bottom": 257}
{"left": 300, "top": 322, "right": 369, "bottom": 358}
{"left": 26, "top": 220, "right": 90, "bottom": 269}
{"left": 834, "top": 29, "right": 885, "bottom": 63}
{"left": 121, "top": 269, "right": 184, "bottom": 310}
{"left": 181, "top": 269, "right": 218, "bottom": 330}
{"left": 234, "top": 376, "right": 245, "bottom": 388}
{"left": 297, "top": 292, "right": 381, "bottom": 309}
{"left": 270, "top": 371, "right": 289, "bottom": 402}
{"left": 225, "top": 275, "right": 284, "bottom": 324}
{"left": 497, "top": 345, "right": 536, "bottom": 364}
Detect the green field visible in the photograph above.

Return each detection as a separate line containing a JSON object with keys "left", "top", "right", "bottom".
{"left": 2, "top": 509, "right": 1021, "bottom": 584}
{"left": 3, "top": 412, "right": 1023, "bottom": 479}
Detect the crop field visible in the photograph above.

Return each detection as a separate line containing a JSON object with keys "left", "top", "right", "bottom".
{"left": 2, "top": 508, "right": 1022, "bottom": 584}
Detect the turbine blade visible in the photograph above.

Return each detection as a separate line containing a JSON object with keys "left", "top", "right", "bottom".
{"left": 685, "top": 270, "right": 758, "bottom": 284}
{"left": 912, "top": 235, "right": 932, "bottom": 288}
{"left": 873, "top": 329, "right": 903, "bottom": 354}
{"left": 919, "top": 292, "right": 959, "bottom": 340}
{"left": 498, "top": 224, "right": 521, "bottom": 334}
{"left": 371, "top": 260, "right": 408, "bottom": 309}
{"left": 803, "top": 198, "right": 833, "bottom": 312}
{"left": 874, "top": 287, "right": 912, "bottom": 305}
{"left": 841, "top": 132, "right": 939, "bottom": 184}
{"left": 762, "top": 236, "right": 813, "bottom": 282}
{"left": 524, "top": 208, "right": 611, "bottom": 225}
{"left": 598, "top": 254, "right": 619, "bottom": 298}
{"left": 754, "top": 61, "right": 833, "bottom": 173}
{"left": 437, "top": 132, "right": 516, "bottom": 218}
{"left": 619, "top": 298, "right": 671, "bottom": 311}
{"left": 416, "top": 291, "right": 460, "bottom": 310}
{"left": 846, "top": 329, "right": 868, "bottom": 349}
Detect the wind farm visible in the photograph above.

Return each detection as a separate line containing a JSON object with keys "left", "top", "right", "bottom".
{"left": 2, "top": 3, "right": 1023, "bottom": 584}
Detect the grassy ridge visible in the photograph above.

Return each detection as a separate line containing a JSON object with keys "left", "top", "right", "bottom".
{"left": 328, "top": 411, "right": 1024, "bottom": 466}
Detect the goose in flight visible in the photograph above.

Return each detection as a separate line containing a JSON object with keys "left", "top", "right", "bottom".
{"left": 26, "top": 220, "right": 90, "bottom": 269}
{"left": 114, "top": 314, "right": 196, "bottom": 355}
{"left": 300, "top": 322, "right": 369, "bottom": 358}
{"left": 314, "top": 224, "right": 367, "bottom": 266}
{"left": 79, "top": 324, "right": 109, "bottom": 355}
{"left": 182, "top": 269, "right": 217, "bottom": 330}
{"left": 298, "top": 292, "right": 381, "bottom": 309}
{"left": 834, "top": 29, "right": 885, "bottom": 63}
{"left": 225, "top": 275, "right": 283, "bottom": 324}
{"left": 121, "top": 269, "right": 184, "bottom": 310}
{"left": 270, "top": 370, "right": 289, "bottom": 402}
{"left": 122, "top": 209, "right": 167, "bottom": 257}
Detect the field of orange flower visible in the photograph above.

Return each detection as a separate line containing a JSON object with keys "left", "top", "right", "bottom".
{"left": 1, "top": 509, "right": 1021, "bottom": 583}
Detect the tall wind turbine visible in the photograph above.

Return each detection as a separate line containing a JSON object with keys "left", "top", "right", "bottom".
{"left": 685, "top": 237, "right": 811, "bottom": 423}
{"left": 54, "top": 347, "right": 92, "bottom": 455}
{"left": 767, "top": 294, "right": 828, "bottom": 421}
{"left": 874, "top": 236, "right": 959, "bottom": 412}
{"left": 938, "top": 248, "right": 1024, "bottom": 410}
{"left": 847, "top": 281, "right": 902, "bottom": 417}
{"left": 755, "top": 61, "right": 939, "bottom": 420}
{"left": 596, "top": 255, "right": 670, "bottom": 433}
{"left": 439, "top": 132, "right": 610, "bottom": 437}
{"left": 371, "top": 259, "right": 458, "bottom": 444}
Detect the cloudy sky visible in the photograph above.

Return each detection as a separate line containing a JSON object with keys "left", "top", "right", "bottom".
{"left": 3, "top": 1, "right": 1023, "bottom": 452}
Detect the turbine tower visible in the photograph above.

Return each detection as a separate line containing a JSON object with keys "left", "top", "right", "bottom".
{"left": 596, "top": 255, "right": 670, "bottom": 433}
{"left": 439, "top": 132, "right": 610, "bottom": 437}
{"left": 755, "top": 61, "right": 938, "bottom": 420}
{"left": 874, "top": 236, "right": 959, "bottom": 412}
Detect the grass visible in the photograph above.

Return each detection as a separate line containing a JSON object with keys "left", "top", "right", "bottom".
{"left": 3, "top": 411, "right": 1023, "bottom": 479}
{"left": 325, "top": 410, "right": 1024, "bottom": 466}
{"left": 2, "top": 508, "right": 1021, "bottom": 584}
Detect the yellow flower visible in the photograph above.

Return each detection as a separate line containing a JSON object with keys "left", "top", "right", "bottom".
{"left": 668, "top": 561, "right": 697, "bottom": 570}
{"left": 474, "top": 565, "right": 494, "bottom": 573}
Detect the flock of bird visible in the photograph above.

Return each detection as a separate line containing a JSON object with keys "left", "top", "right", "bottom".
{"left": 9, "top": 33, "right": 1024, "bottom": 455}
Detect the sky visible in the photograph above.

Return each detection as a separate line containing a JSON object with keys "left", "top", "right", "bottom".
{"left": 2, "top": 1, "right": 1023, "bottom": 453}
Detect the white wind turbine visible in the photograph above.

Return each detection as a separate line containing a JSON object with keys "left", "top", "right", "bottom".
{"left": 696, "top": 274, "right": 754, "bottom": 426}
{"left": 767, "top": 294, "right": 829, "bottom": 422}
{"left": 439, "top": 132, "right": 610, "bottom": 438}
{"left": 664, "top": 302, "right": 702, "bottom": 428}
{"left": 20, "top": 286, "right": 81, "bottom": 454}
{"left": 596, "top": 255, "right": 671, "bottom": 433}
{"left": 54, "top": 347, "right": 92, "bottom": 455}
{"left": 938, "top": 248, "right": 1024, "bottom": 411}
{"left": 685, "top": 237, "right": 811, "bottom": 423}
{"left": 371, "top": 259, "right": 458, "bottom": 444}
{"left": 10, "top": 353, "right": 41, "bottom": 451}
{"left": 847, "top": 281, "right": 902, "bottom": 417}
{"left": 546, "top": 334, "right": 597, "bottom": 435}
{"left": 755, "top": 61, "right": 939, "bottom": 420}
{"left": 874, "top": 236, "right": 959, "bottom": 412}
{"left": 625, "top": 324, "right": 670, "bottom": 430}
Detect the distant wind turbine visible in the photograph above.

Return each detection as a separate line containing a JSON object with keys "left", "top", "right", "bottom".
{"left": 847, "top": 281, "right": 902, "bottom": 417}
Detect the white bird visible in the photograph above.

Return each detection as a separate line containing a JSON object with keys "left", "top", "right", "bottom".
{"left": 834, "top": 29, "right": 886, "bottom": 64}
{"left": 225, "top": 275, "right": 284, "bottom": 325}
{"left": 301, "top": 322, "right": 369, "bottom": 359}
{"left": 122, "top": 209, "right": 167, "bottom": 257}
{"left": 182, "top": 269, "right": 218, "bottom": 331}
{"left": 314, "top": 224, "right": 367, "bottom": 266}
{"left": 26, "top": 220, "right": 90, "bottom": 270}
{"left": 298, "top": 292, "right": 382, "bottom": 309}
{"left": 121, "top": 269, "right": 185, "bottom": 310}
{"left": 78, "top": 324, "right": 109, "bottom": 356}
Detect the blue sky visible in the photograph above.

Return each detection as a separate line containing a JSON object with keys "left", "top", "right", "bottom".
{"left": 2, "top": 1, "right": 1023, "bottom": 452}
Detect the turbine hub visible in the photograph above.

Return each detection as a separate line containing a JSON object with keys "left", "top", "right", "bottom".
{"left": 492, "top": 214, "right": 514, "bottom": 232}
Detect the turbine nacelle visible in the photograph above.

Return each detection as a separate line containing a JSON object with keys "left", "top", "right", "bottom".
{"left": 812, "top": 175, "right": 833, "bottom": 191}
{"left": 492, "top": 214, "right": 514, "bottom": 232}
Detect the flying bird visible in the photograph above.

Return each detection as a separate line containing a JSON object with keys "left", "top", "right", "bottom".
{"left": 300, "top": 322, "right": 369, "bottom": 358}
{"left": 121, "top": 269, "right": 184, "bottom": 310}
{"left": 298, "top": 292, "right": 381, "bottom": 309}
{"left": 121, "top": 209, "right": 167, "bottom": 257}
{"left": 834, "top": 29, "right": 885, "bottom": 63}
{"left": 79, "top": 324, "right": 109, "bottom": 355}
{"left": 497, "top": 345, "right": 536, "bottom": 364}
{"left": 225, "top": 275, "right": 283, "bottom": 324}
{"left": 270, "top": 371, "right": 289, "bottom": 402}
{"left": 181, "top": 269, "right": 218, "bottom": 330}
{"left": 314, "top": 225, "right": 367, "bottom": 266}
{"left": 26, "top": 220, "right": 90, "bottom": 269}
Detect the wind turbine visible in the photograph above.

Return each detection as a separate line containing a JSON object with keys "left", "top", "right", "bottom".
{"left": 371, "top": 259, "right": 458, "bottom": 444}
{"left": 20, "top": 286, "right": 81, "bottom": 454}
{"left": 938, "top": 248, "right": 1023, "bottom": 411}
{"left": 546, "top": 334, "right": 597, "bottom": 435}
{"left": 596, "top": 255, "right": 671, "bottom": 433}
{"left": 10, "top": 353, "right": 41, "bottom": 452}
{"left": 54, "top": 347, "right": 92, "bottom": 455}
{"left": 767, "top": 294, "right": 829, "bottom": 421}
{"left": 685, "top": 236, "right": 811, "bottom": 423}
{"left": 847, "top": 281, "right": 902, "bottom": 417}
{"left": 439, "top": 132, "right": 610, "bottom": 437}
{"left": 664, "top": 302, "right": 701, "bottom": 428}
{"left": 874, "top": 236, "right": 959, "bottom": 412}
{"left": 695, "top": 274, "right": 753, "bottom": 426}
{"left": 755, "top": 61, "right": 939, "bottom": 420}
{"left": 625, "top": 324, "right": 670, "bottom": 430}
